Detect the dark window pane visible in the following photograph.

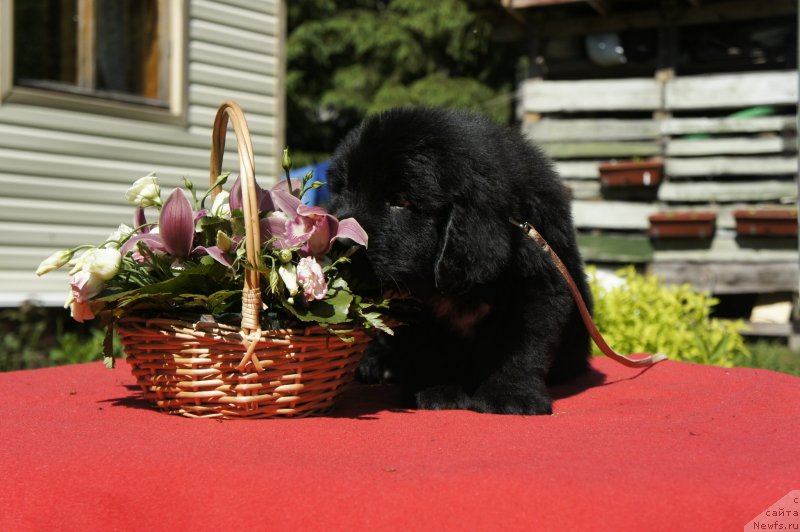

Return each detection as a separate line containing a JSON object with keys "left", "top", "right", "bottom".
{"left": 14, "top": 0, "right": 79, "bottom": 86}
{"left": 94, "top": 0, "right": 161, "bottom": 99}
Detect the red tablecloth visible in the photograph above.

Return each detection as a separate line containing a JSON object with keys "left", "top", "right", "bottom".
{"left": 1, "top": 357, "right": 797, "bottom": 531}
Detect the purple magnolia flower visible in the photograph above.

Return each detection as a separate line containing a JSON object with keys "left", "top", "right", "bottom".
{"left": 269, "top": 189, "right": 368, "bottom": 257}
{"left": 122, "top": 189, "right": 232, "bottom": 267}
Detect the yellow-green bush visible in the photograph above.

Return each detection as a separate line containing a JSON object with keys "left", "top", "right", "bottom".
{"left": 587, "top": 266, "right": 750, "bottom": 367}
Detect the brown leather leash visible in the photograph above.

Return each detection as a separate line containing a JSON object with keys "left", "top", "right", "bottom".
{"left": 512, "top": 219, "right": 667, "bottom": 369}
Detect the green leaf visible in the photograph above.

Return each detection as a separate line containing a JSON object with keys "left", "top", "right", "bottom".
{"left": 358, "top": 310, "right": 394, "bottom": 336}
{"left": 282, "top": 278, "right": 354, "bottom": 324}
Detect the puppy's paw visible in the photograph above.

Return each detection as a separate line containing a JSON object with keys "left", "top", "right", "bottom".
{"left": 468, "top": 393, "right": 553, "bottom": 415}
{"left": 415, "top": 385, "right": 470, "bottom": 410}
{"left": 355, "top": 343, "right": 396, "bottom": 384}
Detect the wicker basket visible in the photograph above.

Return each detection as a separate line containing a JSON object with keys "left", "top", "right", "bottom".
{"left": 116, "top": 101, "right": 372, "bottom": 418}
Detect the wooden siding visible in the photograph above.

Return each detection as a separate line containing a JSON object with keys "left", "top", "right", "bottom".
{"left": 0, "top": 0, "right": 285, "bottom": 305}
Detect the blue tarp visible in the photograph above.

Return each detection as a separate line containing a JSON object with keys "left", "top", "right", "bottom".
{"left": 289, "top": 160, "right": 331, "bottom": 207}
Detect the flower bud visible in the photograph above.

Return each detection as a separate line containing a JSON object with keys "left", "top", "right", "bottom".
{"left": 210, "top": 191, "right": 231, "bottom": 218}
{"left": 282, "top": 148, "right": 292, "bottom": 171}
{"left": 104, "top": 224, "right": 134, "bottom": 248}
{"left": 278, "top": 264, "right": 299, "bottom": 296}
{"left": 279, "top": 249, "right": 293, "bottom": 264}
{"left": 125, "top": 173, "right": 162, "bottom": 208}
{"left": 68, "top": 248, "right": 122, "bottom": 280}
{"left": 216, "top": 230, "right": 233, "bottom": 253}
{"left": 36, "top": 249, "right": 72, "bottom": 276}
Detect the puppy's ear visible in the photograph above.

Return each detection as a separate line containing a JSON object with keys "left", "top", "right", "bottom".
{"left": 434, "top": 204, "right": 510, "bottom": 295}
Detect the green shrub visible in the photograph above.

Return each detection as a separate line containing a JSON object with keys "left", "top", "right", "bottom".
{"left": 740, "top": 340, "right": 800, "bottom": 376}
{"left": 587, "top": 266, "right": 751, "bottom": 367}
{"left": 0, "top": 304, "right": 124, "bottom": 371}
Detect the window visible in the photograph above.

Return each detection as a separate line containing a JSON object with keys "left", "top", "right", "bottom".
{"left": 0, "top": 0, "right": 186, "bottom": 122}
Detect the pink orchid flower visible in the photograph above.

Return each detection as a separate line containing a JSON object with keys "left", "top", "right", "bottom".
{"left": 269, "top": 189, "right": 368, "bottom": 257}
{"left": 122, "top": 189, "right": 232, "bottom": 267}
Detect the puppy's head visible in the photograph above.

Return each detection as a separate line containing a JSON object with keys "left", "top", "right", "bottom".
{"left": 328, "top": 107, "right": 514, "bottom": 297}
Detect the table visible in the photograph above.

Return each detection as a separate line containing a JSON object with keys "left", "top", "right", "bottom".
{"left": 1, "top": 357, "right": 798, "bottom": 531}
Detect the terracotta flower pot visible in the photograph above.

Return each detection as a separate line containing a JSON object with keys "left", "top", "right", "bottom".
{"left": 648, "top": 211, "right": 717, "bottom": 239}
{"left": 598, "top": 159, "right": 663, "bottom": 188}
{"left": 733, "top": 209, "right": 798, "bottom": 237}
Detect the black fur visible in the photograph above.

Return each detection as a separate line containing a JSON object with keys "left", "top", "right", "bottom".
{"left": 328, "top": 107, "right": 592, "bottom": 415}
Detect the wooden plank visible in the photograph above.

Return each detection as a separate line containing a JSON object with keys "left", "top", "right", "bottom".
{"left": 577, "top": 233, "right": 653, "bottom": 263}
{"left": 0, "top": 104, "right": 207, "bottom": 147}
{"left": 0, "top": 271, "right": 71, "bottom": 306}
{"left": 554, "top": 160, "right": 601, "bottom": 179}
{"left": 540, "top": 141, "right": 661, "bottom": 159}
{"left": 215, "top": 0, "right": 276, "bottom": 15}
{"left": 665, "top": 71, "right": 798, "bottom": 110}
{"left": 0, "top": 197, "right": 131, "bottom": 227}
{"left": 572, "top": 200, "right": 657, "bottom": 230}
{"left": 665, "top": 156, "right": 798, "bottom": 177}
{"left": 192, "top": 0, "right": 277, "bottom": 35}
{"left": 524, "top": 119, "right": 659, "bottom": 142}
{"left": 652, "top": 234, "right": 798, "bottom": 263}
{"left": 0, "top": 147, "right": 206, "bottom": 186}
{"left": 0, "top": 123, "right": 213, "bottom": 168}
{"left": 0, "top": 222, "right": 110, "bottom": 247}
{"left": 658, "top": 180, "right": 797, "bottom": 203}
{"left": 651, "top": 261, "right": 799, "bottom": 295}
{"left": 188, "top": 104, "right": 276, "bottom": 136}
{"left": 1, "top": 246, "right": 78, "bottom": 270}
{"left": 189, "top": 41, "right": 276, "bottom": 76}
{"left": 189, "top": 19, "right": 277, "bottom": 56}
{"left": 563, "top": 179, "right": 601, "bottom": 200}
{"left": 666, "top": 137, "right": 795, "bottom": 157}
{"left": 522, "top": 78, "right": 661, "bottom": 113}
{"left": 0, "top": 173, "right": 126, "bottom": 204}
{"left": 189, "top": 85, "right": 277, "bottom": 116}
{"left": 188, "top": 62, "right": 277, "bottom": 98}
{"left": 661, "top": 116, "right": 797, "bottom": 136}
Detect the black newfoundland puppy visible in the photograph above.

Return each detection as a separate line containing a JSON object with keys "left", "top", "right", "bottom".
{"left": 328, "top": 107, "right": 592, "bottom": 415}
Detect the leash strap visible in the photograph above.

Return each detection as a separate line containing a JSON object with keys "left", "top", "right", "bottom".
{"left": 512, "top": 219, "right": 667, "bottom": 368}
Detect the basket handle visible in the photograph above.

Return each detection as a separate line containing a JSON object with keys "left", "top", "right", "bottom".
{"left": 210, "top": 101, "right": 265, "bottom": 371}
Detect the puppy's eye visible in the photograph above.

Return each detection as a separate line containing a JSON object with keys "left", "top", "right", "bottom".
{"left": 389, "top": 198, "right": 412, "bottom": 209}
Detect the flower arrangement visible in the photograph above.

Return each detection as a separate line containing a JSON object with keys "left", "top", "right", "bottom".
{"left": 37, "top": 150, "right": 393, "bottom": 364}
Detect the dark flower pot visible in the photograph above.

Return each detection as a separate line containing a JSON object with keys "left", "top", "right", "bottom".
{"left": 733, "top": 209, "right": 798, "bottom": 237}
{"left": 648, "top": 211, "right": 717, "bottom": 239}
{"left": 598, "top": 159, "right": 663, "bottom": 188}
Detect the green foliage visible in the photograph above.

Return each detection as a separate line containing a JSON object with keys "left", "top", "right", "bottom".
{"left": 0, "top": 303, "right": 50, "bottom": 371}
{"left": 738, "top": 340, "right": 800, "bottom": 376}
{"left": 588, "top": 266, "right": 751, "bottom": 367}
{"left": 287, "top": 0, "right": 521, "bottom": 157}
{"left": 0, "top": 304, "right": 125, "bottom": 371}
{"left": 48, "top": 326, "right": 124, "bottom": 366}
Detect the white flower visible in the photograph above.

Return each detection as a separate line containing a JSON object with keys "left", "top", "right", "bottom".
{"left": 104, "top": 224, "right": 134, "bottom": 248}
{"left": 36, "top": 249, "right": 72, "bottom": 276}
{"left": 210, "top": 191, "right": 231, "bottom": 218}
{"left": 296, "top": 257, "right": 327, "bottom": 301}
{"left": 68, "top": 248, "right": 122, "bottom": 280}
{"left": 67, "top": 270, "right": 105, "bottom": 305}
{"left": 125, "top": 173, "right": 162, "bottom": 208}
{"left": 278, "top": 263, "right": 299, "bottom": 296}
